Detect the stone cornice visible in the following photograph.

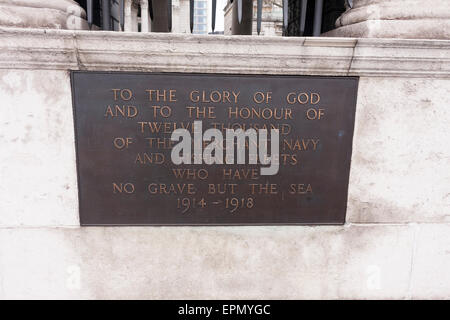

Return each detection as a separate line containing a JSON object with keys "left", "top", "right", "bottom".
{"left": 0, "top": 27, "right": 449, "bottom": 78}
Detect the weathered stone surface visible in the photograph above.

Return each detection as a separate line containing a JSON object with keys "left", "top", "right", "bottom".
{"left": 410, "top": 224, "right": 450, "bottom": 299}
{"left": 0, "top": 70, "right": 79, "bottom": 227}
{"left": 0, "top": 0, "right": 85, "bottom": 13}
{"left": 347, "top": 77, "right": 450, "bottom": 223}
{"left": 325, "top": 0, "right": 450, "bottom": 39}
{"left": 0, "top": 0, "right": 88, "bottom": 30}
{"left": 338, "top": 0, "right": 450, "bottom": 26}
{"left": 325, "top": 19, "right": 450, "bottom": 40}
{"left": 0, "top": 29, "right": 449, "bottom": 298}
{"left": 0, "top": 225, "right": 415, "bottom": 299}
{"left": 0, "top": 28, "right": 449, "bottom": 78}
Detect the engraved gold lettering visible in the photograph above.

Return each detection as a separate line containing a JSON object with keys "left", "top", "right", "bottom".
{"left": 189, "top": 90, "right": 240, "bottom": 103}
{"left": 104, "top": 105, "right": 138, "bottom": 118}
{"left": 113, "top": 137, "right": 133, "bottom": 150}
{"left": 249, "top": 183, "right": 278, "bottom": 194}
{"left": 148, "top": 183, "right": 196, "bottom": 195}
{"left": 208, "top": 184, "right": 237, "bottom": 194}
{"left": 289, "top": 184, "right": 313, "bottom": 194}
{"left": 172, "top": 168, "right": 209, "bottom": 180}
{"left": 150, "top": 105, "right": 172, "bottom": 118}
{"left": 112, "top": 89, "right": 133, "bottom": 101}
{"left": 146, "top": 89, "right": 176, "bottom": 102}
{"left": 113, "top": 182, "right": 135, "bottom": 194}
{"left": 222, "top": 168, "right": 259, "bottom": 180}
{"left": 286, "top": 92, "right": 320, "bottom": 105}
{"left": 253, "top": 91, "right": 272, "bottom": 104}
{"left": 306, "top": 108, "right": 325, "bottom": 120}
{"left": 135, "top": 152, "right": 164, "bottom": 164}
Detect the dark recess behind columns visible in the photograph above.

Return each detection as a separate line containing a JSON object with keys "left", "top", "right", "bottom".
{"left": 287, "top": 0, "right": 345, "bottom": 36}
{"left": 74, "top": 0, "right": 346, "bottom": 35}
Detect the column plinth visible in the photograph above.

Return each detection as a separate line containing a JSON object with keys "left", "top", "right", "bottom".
{"left": 0, "top": 0, "right": 88, "bottom": 29}
{"left": 324, "top": 0, "right": 450, "bottom": 39}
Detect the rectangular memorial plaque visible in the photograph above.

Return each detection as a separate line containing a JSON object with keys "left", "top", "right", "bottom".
{"left": 71, "top": 71, "right": 358, "bottom": 225}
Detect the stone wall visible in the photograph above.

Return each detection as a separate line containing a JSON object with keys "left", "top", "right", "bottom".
{"left": 0, "top": 28, "right": 449, "bottom": 299}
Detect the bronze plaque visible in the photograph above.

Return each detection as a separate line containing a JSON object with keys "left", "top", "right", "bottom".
{"left": 71, "top": 71, "right": 358, "bottom": 225}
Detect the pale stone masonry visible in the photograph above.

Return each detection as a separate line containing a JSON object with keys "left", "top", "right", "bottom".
{"left": 0, "top": 0, "right": 88, "bottom": 30}
{"left": 325, "top": 0, "right": 450, "bottom": 39}
{"left": 0, "top": 28, "right": 449, "bottom": 298}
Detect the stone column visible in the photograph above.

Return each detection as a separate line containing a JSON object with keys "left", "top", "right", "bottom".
{"left": 324, "top": 0, "right": 450, "bottom": 39}
{"left": 124, "top": 0, "right": 139, "bottom": 32}
{"left": 140, "top": 0, "right": 150, "bottom": 32}
{"left": 0, "top": 0, "right": 88, "bottom": 30}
